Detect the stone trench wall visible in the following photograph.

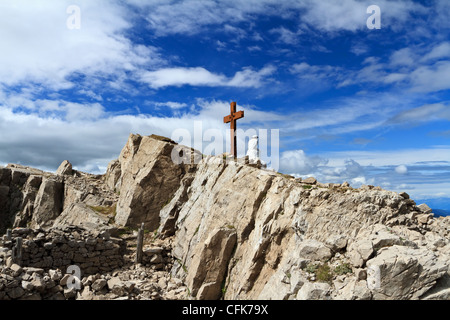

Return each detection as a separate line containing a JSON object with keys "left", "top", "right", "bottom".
{"left": 0, "top": 226, "right": 126, "bottom": 275}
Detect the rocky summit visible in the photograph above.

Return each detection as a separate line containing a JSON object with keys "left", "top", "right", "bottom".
{"left": 1, "top": 133, "right": 450, "bottom": 300}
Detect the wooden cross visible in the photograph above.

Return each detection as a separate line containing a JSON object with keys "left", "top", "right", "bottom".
{"left": 223, "top": 101, "right": 244, "bottom": 159}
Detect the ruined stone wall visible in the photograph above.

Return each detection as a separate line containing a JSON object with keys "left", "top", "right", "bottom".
{"left": 0, "top": 226, "right": 126, "bottom": 275}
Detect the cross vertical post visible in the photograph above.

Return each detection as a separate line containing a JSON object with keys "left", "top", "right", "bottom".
{"left": 223, "top": 101, "right": 244, "bottom": 159}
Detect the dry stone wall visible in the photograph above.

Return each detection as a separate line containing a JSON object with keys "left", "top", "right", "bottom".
{"left": 0, "top": 226, "right": 126, "bottom": 275}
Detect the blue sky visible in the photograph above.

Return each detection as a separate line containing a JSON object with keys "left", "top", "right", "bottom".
{"left": 0, "top": 0, "right": 449, "bottom": 209}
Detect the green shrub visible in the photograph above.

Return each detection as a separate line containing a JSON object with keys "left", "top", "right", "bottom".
{"left": 316, "top": 263, "right": 333, "bottom": 282}
{"left": 334, "top": 263, "right": 352, "bottom": 275}
{"left": 304, "top": 263, "right": 318, "bottom": 274}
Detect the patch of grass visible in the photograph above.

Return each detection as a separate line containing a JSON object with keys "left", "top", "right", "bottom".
{"left": 304, "top": 263, "right": 318, "bottom": 274}
{"left": 277, "top": 172, "right": 295, "bottom": 179}
{"left": 193, "top": 225, "right": 200, "bottom": 236}
{"left": 302, "top": 185, "right": 313, "bottom": 190}
{"left": 316, "top": 263, "right": 333, "bottom": 283}
{"left": 176, "top": 258, "right": 188, "bottom": 274}
{"left": 90, "top": 205, "right": 116, "bottom": 216}
{"left": 220, "top": 277, "right": 227, "bottom": 298}
{"left": 334, "top": 263, "right": 352, "bottom": 276}
{"left": 303, "top": 261, "right": 353, "bottom": 283}
{"left": 117, "top": 226, "right": 135, "bottom": 236}
{"left": 89, "top": 204, "right": 117, "bottom": 224}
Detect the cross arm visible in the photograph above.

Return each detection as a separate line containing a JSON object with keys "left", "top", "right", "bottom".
{"left": 233, "top": 110, "right": 244, "bottom": 120}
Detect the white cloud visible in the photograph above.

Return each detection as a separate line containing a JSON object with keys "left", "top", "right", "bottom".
{"left": 290, "top": 62, "right": 343, "bottom": 83}
{"left": 421, "top": 42, "right": 450, "bottom": 62}
{"left": 389, "top": 103, "right": 450, "bottom": 123}
{"left": 140, "top": 66, "right": 276, "bottom": 89}
{"left": 395, "top": 164, "right": 408, "bottom": 175}
{"left": 282, "top": 148, "right": 450, "bottom": 200}
{"left": 154, "top": 102, "right": 188, "bottom": 110}
{"left": 409, "top": 61, "right": 450, "bottom": 93}
{"left": 295, "top": 0, "right": 425, "bottom": 32}
{"left": 389, "top": 48, "right": 417, "bottom": 67}
{"left": 141, "top": 67, "right": 226, "bottom": 88}
{"left": 350, "top": 42, "right": 370, "bottom": 56}
{"left": 280, "top": 149, "right": 328, "bottom": 175}
{"left": 228, "top": 66, "right": 276, "bottom": 88}
{"left": 324, "top": 148, "right": 450, "bottom": 168}
{"left": 269, "top": 27, "right": 302, "bottom": 45}
{"left": 0, "top": 0, "right": 162, "bottom": 91}
{"left": 0, "top": 98, "right": 284, "bottom": 172}
{"left": 341, "top": 42, "right": 450, "bottom": 93}
{"left": 129, "top": 0, "right": 425, "bottom": 36}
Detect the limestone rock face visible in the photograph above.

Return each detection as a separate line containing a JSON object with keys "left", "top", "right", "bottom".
{"left": 366, "top": 245, "right": 448, "bottom": 299}
{"left": 0, "top": 165, "right": 46, "bottom": 233}
{"left": 104, "top": 159, "right": 121, "bottom": 191}
{"left": 32, "top": 177, "right": 64, "bottom": 229}
{"left": 297, "top": 282, "right": 331, "bottom": 300}
{"left": 298, "top": 239, "right": 332, "bottom": 261}
{"left": 113, "top": 134, "right": 195, "bottom": 230}
{"left": 56, "top": 160, "right": 72, "bottom": 176}
{"left": 186, "top": 227, "right": 237, "bottom": 300}
{"left": 161, "top": 149, "right": 450, "bottom": 300}
{"left": 0, "top": 162, "right": 118, "bottom": 233}
{"left": 53, "top": 203, "right": 111, "bottom": 231}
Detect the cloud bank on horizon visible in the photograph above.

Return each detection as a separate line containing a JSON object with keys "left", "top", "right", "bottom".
{"left": 0, "top": 0, "right": 449, "bottom": 204}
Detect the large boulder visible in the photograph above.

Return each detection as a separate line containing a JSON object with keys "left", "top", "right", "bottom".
{"left": 346, "top": 224, "right": 417, "bottom": 268}
{"left": 55, "top": 160, "right": 72, "bottom": 176}
{"left": 52, "top": 202, "right": 111, "bottom": 231}
{"left": 104, "top": 159, "right": 121, "bottom": 191}
{"left": 31, "top": 177, "right": 64, "bottom": 229}
{"left": 366, "top": 245, "right": 448, "bottom": 299}
{"left": 298, "top": 239, "right": 332, "bottom": 261}
{"left": 114, "top": 134, "right": 196, "bottom": 230}
{"left": 186, "top": 227, "right": 237, "bottom": 300}
{"left": 296, "top": 282, "right": 331, "bottom": 300}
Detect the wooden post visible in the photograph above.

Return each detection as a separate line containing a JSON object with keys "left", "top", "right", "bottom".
{"left": 135, "top": 223, "right": 144, "bottom": 264}
{"left": 12, "top": 237, "right": 23, "bottom": 264}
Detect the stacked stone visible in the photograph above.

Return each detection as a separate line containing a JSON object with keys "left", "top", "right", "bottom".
{"left": 0, "top": 261, "right": 188, "bottom": 300}
{"left": 0, "top": 226, "right": 126, "bottom": 276}
{"left": 141, "top": 246, "right": 169, "bottom": 270}
{"left": 0, "top": 264, "right": 72, "bottom": 300}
